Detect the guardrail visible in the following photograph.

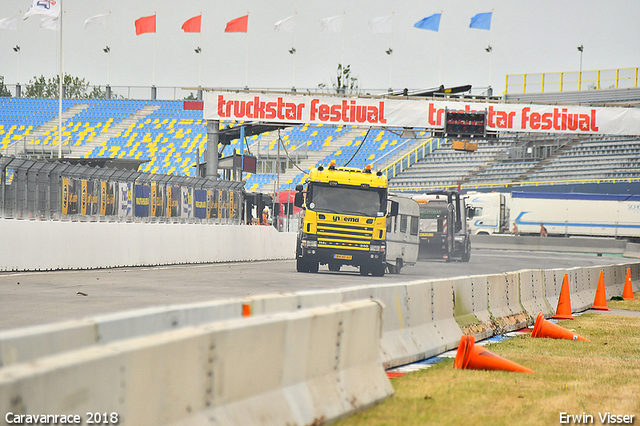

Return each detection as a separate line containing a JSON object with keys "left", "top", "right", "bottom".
{"left": 505, "top": 67, "right": 639, "bottom": 94}
{"left": 382, "top": 137, "right": 441, "bottom": 180}
{"left": 1, "top": 261, "right": 638, "bottom": 425}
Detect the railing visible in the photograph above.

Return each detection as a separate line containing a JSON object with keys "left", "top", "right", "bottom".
{"left": 505, "top": 67, "right": 639, "bottom": 94}
{"left": 390, "top": 176, "right": 640, "bottom": 193}
{"left": 381, "top": 137, "right": 441, "bottom": 180}
{"left": 1, "top": 136, "right": 73, "bottom": 158}
{"left": 0, "top": 156, "right": 243, "bottom": 223}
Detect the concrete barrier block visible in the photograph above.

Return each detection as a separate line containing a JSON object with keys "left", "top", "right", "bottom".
{"left": 452, "top": 276, "right": 491, "bottom": 339}
{"left": 609, "top": 264, "right": 625, "bottom": 297}
{"left": 296, "top": 289, "right": 343, "bottom": 310}
{"left": 518, "top": 269, "right": 554, "bottom": 318}
{"left": 486, "top": 273, "right": 528, "bottom": 332}
{"left": 569, "top": 267, "right": 591, "bottom": 311}
{"left": 0, "top": 301, "right": 391, "bottom": 426}
{"left": 246, "top": 293, "right": 298, "bottom": 316}
{"left": 0, "top": 320, "right": 96, "bottom": 367}
{"left": 428, "top": 279, "right": 463, "bottom": 351}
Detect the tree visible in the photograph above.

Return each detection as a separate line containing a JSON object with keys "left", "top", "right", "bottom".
{"left": 318, "top": 64, "right": 360, "bottom": 94}
{"left": 0, "top": 76, "right": 12, "bottom": 98}
{"left": 24, "top": 74, "right": 108, "bottom": 99}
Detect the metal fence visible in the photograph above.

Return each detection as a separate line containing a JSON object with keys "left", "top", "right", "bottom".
{"left": 0, "top": 156, "right": 244, "bottom": 224}
{"left": 505, "top": 67, "right": 639, "bottom": 94}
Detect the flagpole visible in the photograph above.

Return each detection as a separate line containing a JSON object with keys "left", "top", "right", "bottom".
{"left": 153, "top": 14, "right": 156, "bottom": 87}
{"left": 107, "top": 12, "right": 111, "bottom": 86}
{"left": 389, "top": 12, "right": 394, "bottom": 91}
{"left": 198, "top": 13, "right": 202, "bottom": 87}
{"left": 244, "top": 13, "right": 249, "bottom": 89}
{"left": 292, "top": 12, "right": 297, "bottom": 90}
{"left": 58, "top": 0, "right": 63, "bottom": 159}
{"left": 438, "top": 10, "right": 443, "bottom": 86}
{"left": 341, "top": 12, "right": 345, "bottom": 70}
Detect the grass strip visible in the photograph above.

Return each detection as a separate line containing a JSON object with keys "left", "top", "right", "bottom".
{"left": 338, "top": 292, "right": 640, "bottom": 426}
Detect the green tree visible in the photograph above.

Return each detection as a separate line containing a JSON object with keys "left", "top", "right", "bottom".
{"left": 318, "top": 64, "right": 359, "bottom": 94}
{"left": 24, "top": 74, "right": 108, "bottom": 99}
{"left": 0, "top": 76, "right": 12, "bottom": 98}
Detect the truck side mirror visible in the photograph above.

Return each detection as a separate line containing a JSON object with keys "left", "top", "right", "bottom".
{"left": 389, "top": 200, "right": 399, "bottom": 217}
{"left": 295, "top": 184, "right": 304, "bottom": 192}
{"left": 294, "top": 191, "right": 304, "bottom": 208}
{"left": 466, "top": 206, "right": 475, "bottom": 219}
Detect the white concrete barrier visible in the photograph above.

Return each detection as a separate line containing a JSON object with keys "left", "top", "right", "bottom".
{"left": 452, "top": 276, "right": 492, "bottom": 340}
{"left": 0, "top": 299, "right": 247, "bottom": 367}
{"left": 0, "top": 300, "right": 393, "bottom": 426}
{"left": 0, "top": 220, "right": 297, "bottom": 271}
{"left": 486, "top": 272, "right": 528, "bottom": 332}
{"left": 518, "top": 269, "right": 554, "bottom": 318}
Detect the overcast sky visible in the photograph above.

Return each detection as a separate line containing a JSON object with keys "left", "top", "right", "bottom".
{"left": 1, "top": 0, "right": 639, "bottom": 96}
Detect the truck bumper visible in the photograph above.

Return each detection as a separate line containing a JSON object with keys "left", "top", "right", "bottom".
{"left": 299, "top": 247, "right": 385, "bottom": 266}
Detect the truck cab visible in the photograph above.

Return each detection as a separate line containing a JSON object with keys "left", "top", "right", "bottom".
{"left": 413, "top": 191, "right": 472, "bottom": 262}
{"left": 293, "top": 162, "right": 397, "bottom": 276}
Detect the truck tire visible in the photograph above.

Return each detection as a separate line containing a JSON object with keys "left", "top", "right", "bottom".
{"left": 296, "top": 258, "right": 308, "bottom": 272}
{"left": 328, "top": 263, "right": 341, "bottom": 272}
{"left": 371, "top": 264, "right": 386, "bottom": 277}
{"left": 359, "top": 266, "right": 369, "bottom": 276}
{"left": 461, "top": 240, "right": 471, "bottom": 262}
{"left": 308, "top": 261, "right": 319, "bottom": 273}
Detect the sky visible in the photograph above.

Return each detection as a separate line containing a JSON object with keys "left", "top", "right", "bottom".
{"left": 0, "top": 0, "right": 639, "bottom": 98}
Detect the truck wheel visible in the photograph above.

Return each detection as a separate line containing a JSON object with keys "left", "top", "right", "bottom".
{"left": 359, "top": 266, "right": 369, "bottom": 276}
{"left": 328, "top": 263, "right": 341, "bottom": 272}
{"left": 296, "top": 258, "right": 308, "bottom": 272}
{"left": 372, "top": 264, "right": 386, "bottom": 277}
{"left": 395, "top": 258, "right": 403, "bottom": 274}
{"left": 308, "top": 261, "right": 319, "bottom": 273}
{"left": 462, "top": 241, "right": 471, "bottom": 262}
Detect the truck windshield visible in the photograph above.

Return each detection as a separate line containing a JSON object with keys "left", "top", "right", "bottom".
{"left": 419, "top": 204, "right": 448, "bottom": 233}
{"left": 309, "top": 184, "right": 385, "bottom": 217}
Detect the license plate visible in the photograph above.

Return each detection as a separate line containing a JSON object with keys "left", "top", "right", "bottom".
{"left": 420, "top": 232, "right": 434, "bottom": 237}
{"left": 334, "top": 254, "right": 352, "bottom": 260}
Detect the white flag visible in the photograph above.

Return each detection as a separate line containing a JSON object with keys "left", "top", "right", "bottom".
{"left": 369, "top": 15, "right": 393, "bottom": 33}
{"left": 40, "top": 16, "right": 59, "bottom": 30}
{"left": 84, "top": 13, "right": 108, "bottom": 30}
{"left": 320, "top": 15, "right": 342, "bottom": 33}
{"left": 274, "top": 15, "right": 295, "bottom": 33}
{"left": 23, "top": 0, "right": 60, "bottom": 20}
{"left": 0, "top": 15, "right": 19, "bottom": 31}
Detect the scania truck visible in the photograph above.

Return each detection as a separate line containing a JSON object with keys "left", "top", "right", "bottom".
{"left": 293, "top": 162, "right": 399, "bottom": 276}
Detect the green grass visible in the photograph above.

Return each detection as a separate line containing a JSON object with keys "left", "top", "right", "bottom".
{"left": 338, "top": 291, "right": 640, "bottom": 426}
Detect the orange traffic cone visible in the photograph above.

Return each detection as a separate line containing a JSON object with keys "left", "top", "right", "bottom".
{"left": 623, "top": 268, "right": 635, "bottom": 301}
{"left": 531, "top": 312, "right": 589, "bottom": 342}
{"left": 454, "top": 335, "right": 533, "bottom": 374}
{"left": 592, "top": 270, "right": 610, "bottom": 311}
{"left": 553, "top": 273, "right": 574, "bottom": 320}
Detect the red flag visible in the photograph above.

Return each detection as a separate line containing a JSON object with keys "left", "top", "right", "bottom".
{"left": 135, "top": 15, "right": 156, "bottom": 35}
{"left": 225, "top": 15, "right": 248, "bottom": 32}
{"left": 182, "top": 15, "right": 201, "bottom": 33}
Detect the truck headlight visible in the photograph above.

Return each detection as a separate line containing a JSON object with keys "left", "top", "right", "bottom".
{"left": 370, "top": 244, "right": 384, "bottom": 253}
{"left": 302, "top": 240, "right": 318, "bottom": 248}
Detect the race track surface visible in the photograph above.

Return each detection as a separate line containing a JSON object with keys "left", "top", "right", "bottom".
{"left": 0, "top": 249, "right": 626, "bottom": 330}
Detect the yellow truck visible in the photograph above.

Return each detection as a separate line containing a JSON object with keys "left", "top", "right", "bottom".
{"left": 293, "top": 162, "right": 399, "bottom": 276}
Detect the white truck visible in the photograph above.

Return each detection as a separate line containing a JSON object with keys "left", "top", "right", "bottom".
{"left": 385, "top": 195, "right": 420, "bottom": 273}
{"left": 466, "top": 191, "right": 640, "bottom": 240}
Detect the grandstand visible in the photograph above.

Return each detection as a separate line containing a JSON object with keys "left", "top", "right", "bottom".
{"left": 2, "top": 92, "right": 640, "bottom": 196}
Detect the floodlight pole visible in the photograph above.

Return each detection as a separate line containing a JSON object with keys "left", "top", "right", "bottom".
{"left": 206, "top": 120, "right": 219, "bottom": 179}
{"left": 58, "top": 0, "right": 64, "bottom": 159}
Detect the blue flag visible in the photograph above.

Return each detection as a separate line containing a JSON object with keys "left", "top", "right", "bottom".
{"left": 414, "top": 13, "right": 441, "bottom": 32}
{"left": 469, "top": 12, "right": 492, "bottom": 30}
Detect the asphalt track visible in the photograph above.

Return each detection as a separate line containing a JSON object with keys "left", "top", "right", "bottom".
{"left": 0, "top": 249, "right": 627, "bottom": 331}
